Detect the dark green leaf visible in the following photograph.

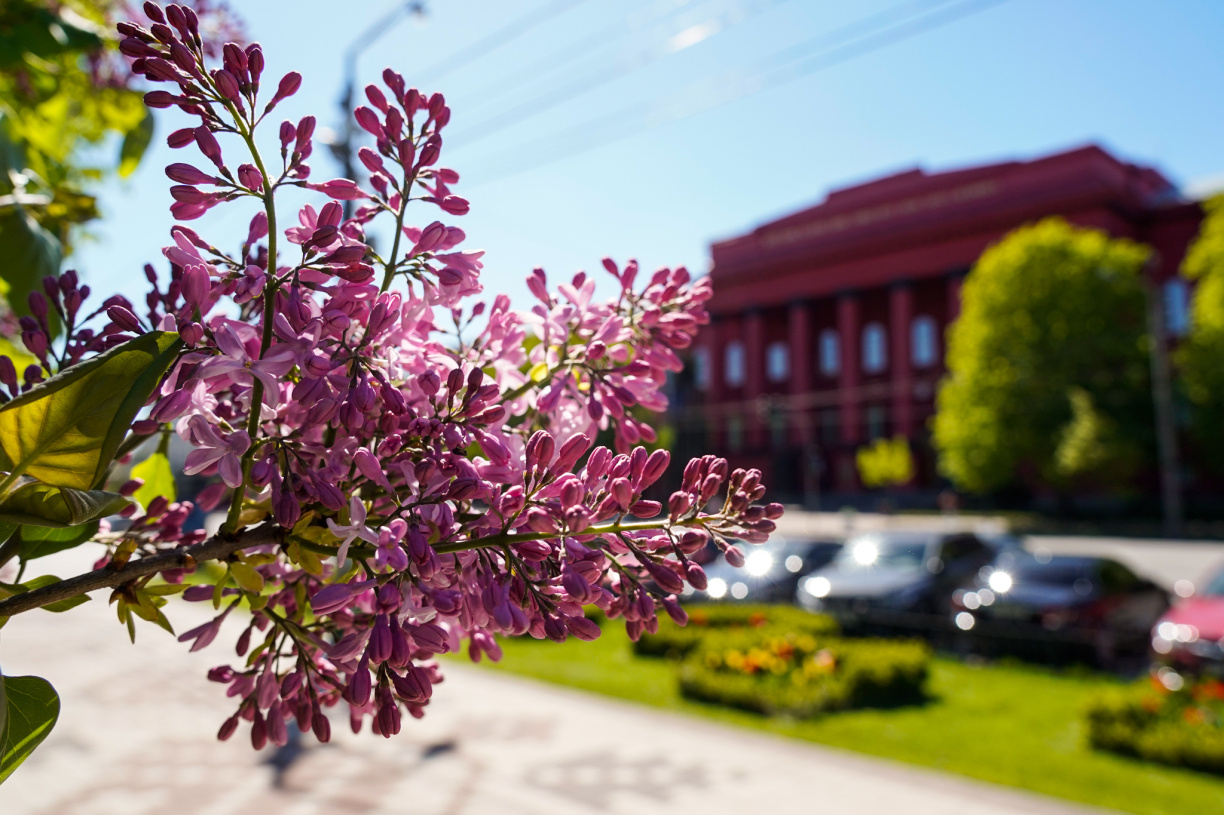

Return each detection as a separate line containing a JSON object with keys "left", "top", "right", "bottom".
{"left": 118, "top": 109, "right": 154, "bottom": 178}
{"left": 0, "top": 3, "right": 104, "bottom": 69}
{"left": 0, "top": 331, "right": 181, "bottom": 489}
{"left": 0, "top": 674, "right": 59, "bottom": 785}
{"left": 131, "top": 450, "right": 175, "bottom": 512}
{"left": 16, "top": 520, "right": 97, "bottom": 561}
{"left": 0, "top": 482, "right": 126, "bottom": 527}
{"left": 0, "top": 676, "right": 6, "bottom": 755}
{"left": 0, "top": 208, "right": 62, "bottom": 319}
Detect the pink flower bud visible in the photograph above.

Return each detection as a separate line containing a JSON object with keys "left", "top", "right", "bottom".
{"left": 525, "top": 507, "right": 557, "bottom": 534}
{"left": 354, "top": 106, "right": 384, "bottom": 138}
{"left": 565, "top": 616, "right": 601, "bottom": 641}
{"left": 247, "top": 45, "right": 264, "bottom": 85}
{"left": 165, "top": 163, "right": 216, "bottom": 185}
{"left": 213, "top": 68, "right": 241, "bottom": 101}
{"left": 181, "top": 322, "right": 203, "bottom": 346}
{"left": 217, "top": 714, "right": 240, "bottom": 742}
{"left": 194, "top": 126, "right": 223, "bottom": 169}
{"left": 107, "top": 305, "right": 143, "bottom": 333}
{"left": 144, "top": 90, "right": 176, "bottom": 108}
{"left": 312, "top": 710, "right": 331, "bottom": 743}
{"left": 237, "top": 164, "right": 264, "bottom": 192}
{"left": 357, "top": 146, "right": 385, "bottom": 174}
{"left": 270, "top": 71, "right": 301, "bottom": 106}
{"left": 438, "top": 195, "right": 469, "bottom": 215}
{"left": 685, "top": 561, "right": 708, "bottom": 590}
{"left": 630, "top": 499, "right": 662, "bottom": 518}
{"left": 308, "top": 179, "right": 366, "bottom": 200}
{"left": 167, "top": 127, "right": 195, "bottom": 149}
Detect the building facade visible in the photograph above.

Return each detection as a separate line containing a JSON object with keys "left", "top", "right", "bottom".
{"left": 673, "top": 145, "right": 1204, "bottom": 506}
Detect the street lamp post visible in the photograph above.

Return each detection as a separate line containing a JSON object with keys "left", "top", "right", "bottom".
{"left": 1144, "top": 259, "right": 1184, "bottom": 538}
{"left": 332, "top": 2, "right": 427, "bottom": 218}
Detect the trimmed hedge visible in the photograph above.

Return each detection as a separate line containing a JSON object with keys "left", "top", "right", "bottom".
{"left": 634, "top": 604, "right": 839, "bottom": 659}
{"left": 1086, "top": 677, "right": 1224, "bottom": 774}
{"left": 679, "top": 628, "right": 930, "bottom": 718}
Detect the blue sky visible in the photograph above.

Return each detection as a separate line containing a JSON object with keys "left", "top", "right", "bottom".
{"left": 75, "top": 0, "right": 1224, "bottom": 308}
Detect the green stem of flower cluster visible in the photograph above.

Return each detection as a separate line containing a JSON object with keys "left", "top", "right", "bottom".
{"left": 224, "top": 115, "right": 279, "bottom": 534}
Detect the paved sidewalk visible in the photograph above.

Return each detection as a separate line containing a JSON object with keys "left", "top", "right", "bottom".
{"left": 0, "top": 596, "right": 1115, "bottom": 815}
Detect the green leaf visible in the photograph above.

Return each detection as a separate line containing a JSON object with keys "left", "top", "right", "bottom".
{"left": 0, "top": 208, "right": 62, "bottom": 319}
{"left": 0, "top": 574, "right": 85, "bottom": 611}
{"left": 15, "top": 520, "right": 96, "bottom": 561}
{"left": 42, "top": 593, "right": 89, "bottom": 613}
{"left": 118, "top": 109, "right": 154, "bottom": 178}
{"left": 0, "top": 481, "right": 126, "bottom": 527}
{"left": 131, "top": 450, "right": 175, "bottom": 511}
{"left": 230, "top": 562, "right": 264, "bottom": 594}
{"left": 0, "top": 674, "right": 60, "bottom": 785}
{"left": 0, "top": 331, "right": 181, "bottom": 490}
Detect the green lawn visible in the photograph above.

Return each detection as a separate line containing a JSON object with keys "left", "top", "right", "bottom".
{"left": 470, "top": 630, "right": 1224, "bottom": 815}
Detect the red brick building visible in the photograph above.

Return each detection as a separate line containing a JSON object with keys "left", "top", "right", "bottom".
{"left": 673, "top": 145, "right": 1204, "bottom": 506}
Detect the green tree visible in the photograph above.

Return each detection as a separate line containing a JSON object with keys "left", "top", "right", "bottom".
{"left": 856, "top": 436, "right": 914, "bottom": 489}
{"left": 933, "top": 218, "right": 1152, "bottom": 494}
{"left": 0, "top": 0, "right": 155, "bottom": 315}
{"left": 1179, "top": 194, "right": 1224, "bottom": 470}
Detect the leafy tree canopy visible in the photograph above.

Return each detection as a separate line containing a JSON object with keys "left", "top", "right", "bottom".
{"left": 1178, "top": 194, "right": 1224, "bottom": 470}
{"left": 933, "top": 218, "right": 1153, "bottom": 494}
{"left": 856, "top": 436, "right": 914, "bottom": 489}
{"left": 0, "top": 0, "right": 154, "bottom": 315}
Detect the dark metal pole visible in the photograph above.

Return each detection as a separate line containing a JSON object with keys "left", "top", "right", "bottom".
{"left": 1144, "top": 259, "right": 1184, "bottom": 538}
{"left": 335, "top": 3, "right": 427, "bottom": 219}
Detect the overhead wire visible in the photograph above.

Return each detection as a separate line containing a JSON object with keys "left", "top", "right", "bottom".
{"left": 462, "top": 0, "right": 1009, "bottom": 185}
{"left": 447, "top": 0, "right": 790, "bottom": 148}
{"left": 412, "top": 0, "right": 591, "bottom": 87}
{"left": 458, "top": 0, "right": 705, "bottom": 118}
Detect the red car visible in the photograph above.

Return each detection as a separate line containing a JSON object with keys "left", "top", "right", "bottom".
{"left": 1152, "top": 568, "right": 1224, "bottom": 674}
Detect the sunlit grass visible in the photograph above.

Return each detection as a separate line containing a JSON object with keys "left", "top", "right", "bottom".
{"left": 470, "top": 629, "right": 1224, "bottom": 815}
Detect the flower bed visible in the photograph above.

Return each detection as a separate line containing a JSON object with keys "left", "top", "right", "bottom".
{"left": 1086, "top": 675, "right": 1224, "bottom": 774}
{"left": 633, "top": 604, "right": 839, "bottom": 659}
{"left": 679, "top": 629, "right": 930, "bottom": 717}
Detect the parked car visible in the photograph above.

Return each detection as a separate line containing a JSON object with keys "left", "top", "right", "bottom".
{"left": 794, "top": 531, "right": 996, "bottom": 633}
{"left": 951, "top": 552, "right": 1170, "bottom": 666}
{"left": 1151, "top": 565, "right": 1224, "bottom": 675}
{"left": 685, "top": 537, "right": 842, "bottom": 604}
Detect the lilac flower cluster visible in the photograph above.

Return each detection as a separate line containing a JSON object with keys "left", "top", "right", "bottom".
{"left": 74, "top": 3, "right": 784, "bottom": 748}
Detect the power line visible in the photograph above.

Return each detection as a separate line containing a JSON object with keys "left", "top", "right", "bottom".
{"left": 458, "top": 0, "right": 704, "bottom": 119}
{"left": 448, "top": 0, "right": 790, "bottom": 149}
{"left": 463, "top": 0, "right": 1008, "bottom": 185}
{"left": 412, "top": 0, "right": 590, "bottom": 87}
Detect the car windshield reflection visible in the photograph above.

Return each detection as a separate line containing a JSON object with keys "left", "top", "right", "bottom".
{"left": 831, "top": 536, "right": 928, "bottom": 571}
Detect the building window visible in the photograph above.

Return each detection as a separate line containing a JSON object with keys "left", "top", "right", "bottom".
{"left": 766, "top": 342, "right": 790, "bottom": 382}
{"left": 724, "top": 341, "right": 745, "bottom": 387}
{"left": 770, "top": 412, "right": 788, "bottom": 447}
{"left": 866, "top": 405, "right": 888, "bottom": 440}
{"left": 820, "top": 408, "right": 840, "bottom": 444}
{"left": 693, "top": 347, "right": 711, "bottom": 390}
{"left": 727, "top": 415, "right": 744, "bottom": 452}
{"left": 911, "top": 315, "right": 938, "bottom": 368}
{"left": 1165, "top": 279, "right": 1190, "bottom": 337}
{"left": 862, "top": 322, "right": 887, "bottom": 374}
{"left": 818, "top": 329, "right": 840, "bottom": 377}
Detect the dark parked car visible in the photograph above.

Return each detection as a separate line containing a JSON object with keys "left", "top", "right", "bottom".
{"left": 794, "top": 531, "right": 995, "bottom": 633}
{"left": 950, "top": 553, "right": 1169, "bottom": 666}
{"left": 1151, "top": 565, "right": 1224, "bottom": 674}
{"left": 685, "top": 537, "right": 842, "bottom": 604}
